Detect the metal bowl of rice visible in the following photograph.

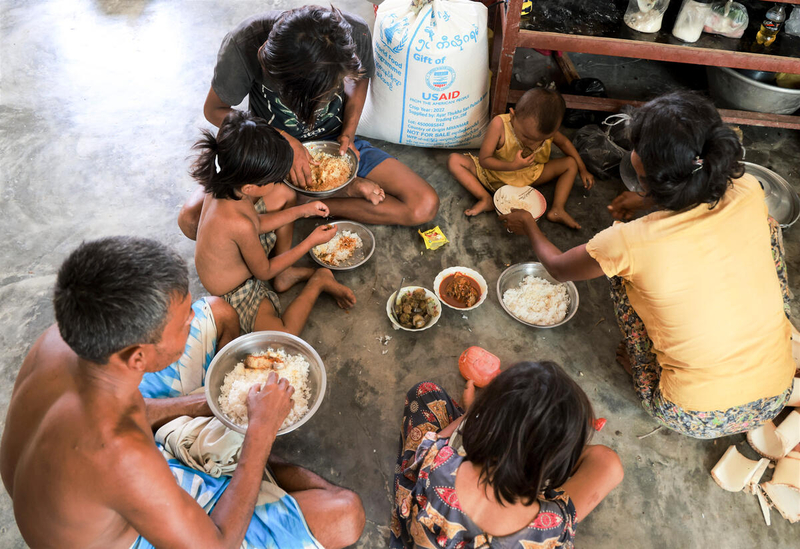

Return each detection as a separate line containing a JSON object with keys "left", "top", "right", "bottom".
{"left": 309, "top": 221, "right": 375, "bottom": 270}
{"left": 285, "top": 141, "right": 359, "bottom": 198}
{"left": 204, "top": 331, "right": 327, "bottom": 435}
{"left": 497, "top": 262, "right": 579, "bottom": 329}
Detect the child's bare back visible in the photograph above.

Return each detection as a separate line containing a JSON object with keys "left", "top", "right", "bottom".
{"left": 195, "top": 193, "right": 262, "bottom": 296}
{"left": 185, "top": 110, "right": 355, "bottom": 336}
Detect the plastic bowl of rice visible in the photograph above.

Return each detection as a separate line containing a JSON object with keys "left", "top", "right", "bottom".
{"left": 309, "top": 221, "right": 375, "bottom": 271}
{"left": 285, "top": 141, "right": 359, "bottom": 198}
{"left": 497, "top": 262, "right": 579, "bottom": 328}
{"left": 204, "top": 331, "right": 327, "bottom": 435}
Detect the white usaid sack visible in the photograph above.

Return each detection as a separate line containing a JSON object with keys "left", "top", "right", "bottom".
{"left": 358, "top": 0, "right": 489, "bottom": 148}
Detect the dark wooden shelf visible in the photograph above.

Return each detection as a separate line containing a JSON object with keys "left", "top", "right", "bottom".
{"left": 489, "top": 0, "right": 800, "bottom": 129}
{"left": 517, "top": 29, "right": 800, "bottom": 73}
{"left": 506, "top": 91, "right": 800, "bottom": 131}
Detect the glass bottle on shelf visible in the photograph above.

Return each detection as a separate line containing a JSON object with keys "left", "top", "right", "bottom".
{"left": 672, "top": 0, "right": 713, "bottom": 42}
{"left": 624, "top": 0, "right": 672, "bottom": 33}
{"left": 756, "top": 3, "right": 787, "bottom": 46}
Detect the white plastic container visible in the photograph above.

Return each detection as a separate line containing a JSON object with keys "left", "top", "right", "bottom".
{"left": 785, "top": 6, "right": 800, "bottom": 37}
{"left": 672, "top": 0, "right": 713, "bottom": 42}
{"left": 624, "top": 0, "right": 672, "bottom": 33}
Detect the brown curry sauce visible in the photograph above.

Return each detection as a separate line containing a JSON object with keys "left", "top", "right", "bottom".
{"left": 439, "top": 273, "right": 481, "bottom": 308}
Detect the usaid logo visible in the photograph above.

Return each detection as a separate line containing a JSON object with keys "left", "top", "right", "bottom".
{"left": 425, "top": 66, "right": 456, "bottom": 91}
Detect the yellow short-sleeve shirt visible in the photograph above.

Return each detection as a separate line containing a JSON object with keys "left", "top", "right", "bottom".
{"left": 586, "top": 174, "right": 794, "bottom": 411}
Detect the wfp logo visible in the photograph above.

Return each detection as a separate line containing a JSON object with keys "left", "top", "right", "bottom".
{"left": 425, "top": 66, "right": 455, "bottom": 91}
{"left": 379, "top": 14, "right": 410, "bottom": 54}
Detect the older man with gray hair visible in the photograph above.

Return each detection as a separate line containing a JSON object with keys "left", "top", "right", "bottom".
{"left": 1, "top": 236, "right": 364, "bottom": 549}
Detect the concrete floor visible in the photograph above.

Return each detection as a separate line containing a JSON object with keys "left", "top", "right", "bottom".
{"left": 1, "top": 0, "right": 798, "bottom": 547}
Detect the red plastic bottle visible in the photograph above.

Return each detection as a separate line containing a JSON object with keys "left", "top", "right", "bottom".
{"left": 459, "top": 346, "right": 501, "bottom": 387}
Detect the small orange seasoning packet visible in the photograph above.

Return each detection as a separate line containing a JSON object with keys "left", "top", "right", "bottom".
{"left": 419, "top": 226, "right": 449, "bottom": 250}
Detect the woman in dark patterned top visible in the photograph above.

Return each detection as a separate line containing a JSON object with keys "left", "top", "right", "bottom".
{"left": 391, "top": 362, "right": 623, "bottom": 548}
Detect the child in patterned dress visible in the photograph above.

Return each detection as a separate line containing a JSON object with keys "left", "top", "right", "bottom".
{"left": 189, "top": 111, "right": 356, "bottom": 335}
{"left": 448, "top": 88, "right": 594, "bottom": 228}
{"left": 391, "top": 361, "right": 623, "bottom": 548}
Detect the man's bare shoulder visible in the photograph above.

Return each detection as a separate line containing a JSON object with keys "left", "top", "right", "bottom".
{"left": 15, "top": 325, "right": 72, "bottom": 380}
{"left": 98, "top": 419, "right": 164, "bottom": 477}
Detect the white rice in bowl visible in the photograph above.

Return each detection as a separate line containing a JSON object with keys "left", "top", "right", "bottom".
{"left": 312, "top": 230, "right": 363, "bottom": 266}
{"left": 502, "top": 276, "right": 570, "bottom": 326}
{"left": 218, "top": 348, "right": 311, "bottom": 430}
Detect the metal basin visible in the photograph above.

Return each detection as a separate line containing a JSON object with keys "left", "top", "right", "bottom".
{"left": 284, "top": 140, "right": 359, "bottom": 197}
{"left": 707, "top": 66, "right": 800, "bottom": 115}
{"left": 743, "top": 162, "right": 800, "bottom": 228}
{"left": 620, "top": 151, "right": 644, "bottom": 193}
{"left": 205, "top": 331, "right": 327, "bottom": 435}
{"left": 497, "top": 263, "right": 579, "bottom": 329}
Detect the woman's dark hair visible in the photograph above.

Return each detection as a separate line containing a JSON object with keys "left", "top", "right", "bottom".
{"left": 461, "top": 361, "right": 594, "bottom": 506}
{"left": 190, "top": 110, "right": 293, "bottom": 200}
{"left": 630, "top": 90, "right": 744, "bottom": 211}
{"left": 53, "top": 237, "right": 189, "bottom": 364}
{"left": 258, "top": 5, "right": 364, "bottom": 126}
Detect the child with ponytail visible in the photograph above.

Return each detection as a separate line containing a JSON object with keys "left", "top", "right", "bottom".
{"left": 190, "top": 110, "right": 356, "bottom": 335}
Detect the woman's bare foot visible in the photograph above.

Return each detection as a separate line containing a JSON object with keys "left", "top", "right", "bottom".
{"left": 546, "top": 207, "right": 581, "bottom": 229}
{"left": 465, "top": 197, "right": 493, "bottom": 216}
{"left": 345, "top": 178, "right": 385, "bottom": 206}
{"left": 310, "top": 268, "right": 357, "bottom": 309}
{"left": 616, "top": 342, "right": 633, "bottom": 376}
{"left": 273, "top": 267, "right": 315, "bottom": 293}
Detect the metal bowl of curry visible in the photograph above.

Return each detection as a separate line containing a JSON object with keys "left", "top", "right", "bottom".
{"left": 433, "top": 267, "right": 489, "bottom": 311}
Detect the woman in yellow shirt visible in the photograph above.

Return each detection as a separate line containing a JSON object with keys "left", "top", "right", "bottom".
{"left": 500, "top": 91, "right": 794, "bottom": 439}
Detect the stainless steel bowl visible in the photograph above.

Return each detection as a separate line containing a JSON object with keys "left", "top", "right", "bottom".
{"left": 707, "top": 67, "right": 800, "bottom": 115}
{"left": 735, "top": 69, "right": 776, "bottom": 84}
{"left": 204, "top": 331, "right": 327, "bottom": 435}
{"left": 497, "top": 262, "right": 579, "bottom": 329}
{"left": 308, "top": 221, "right": 376, "bottom": 270}
{"left": 285, "top": 141, "right": 359, "bottom": 197}
{"left": 620, "top": 151, "right": 644, "bottom": 193}
{"left": 743, "top": 162, "right": 800, "bottom": 228}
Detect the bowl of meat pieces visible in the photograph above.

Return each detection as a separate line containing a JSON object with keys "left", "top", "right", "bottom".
{"left": 386, "top": 286, "right": 442, "bottom": 331}
{"left": 285, "top": 141, "right": 359, "bottom": 198}
{"left": 433, "top": 267, "right": 489, "bottom": 311}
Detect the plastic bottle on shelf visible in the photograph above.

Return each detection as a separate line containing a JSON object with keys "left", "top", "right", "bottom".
{"left": 624, "top": 0, "right": 672, "bottom": 33}
{"left": 756, "top": 3, "right": 787, "bottom": 46}
{"left": 672, "top": 0, "right": 713, "bottom": 42}
{"left": 519, "top": 0, "right": 535, "bottom": 30}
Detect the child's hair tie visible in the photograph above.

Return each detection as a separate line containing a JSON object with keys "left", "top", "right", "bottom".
{"left": 691, "top": 156, "right": 704, "bottom": 174}
{"left": 214, "top": 155, "right": 222, "bottom": 174}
